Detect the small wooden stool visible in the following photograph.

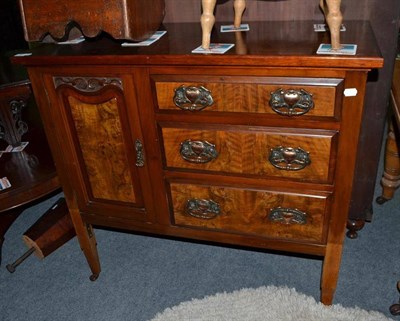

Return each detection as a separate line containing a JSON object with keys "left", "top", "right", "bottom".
{"left": 6, "top": 198, "right": 75, "bottom": 273}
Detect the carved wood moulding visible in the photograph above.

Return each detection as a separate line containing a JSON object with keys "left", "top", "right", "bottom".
{"left": 18, "top": 0, "right": 165, "bottom": 42}
{"left": 53, "top": 77, "right": 123, "bottom": 92}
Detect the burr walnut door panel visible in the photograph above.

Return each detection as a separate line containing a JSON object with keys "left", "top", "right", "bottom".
{"left": 50, "top": 75, "right": 153, "bottom": 222}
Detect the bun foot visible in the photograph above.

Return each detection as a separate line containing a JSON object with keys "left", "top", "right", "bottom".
{"left": 376, "top": 196, "right": 389, "bottom": 205}
{"left": 346, "top": 219, "right": 365, "bottom": 239}
{"left": 89, "top": 273, "right": 99, "bottom": 281}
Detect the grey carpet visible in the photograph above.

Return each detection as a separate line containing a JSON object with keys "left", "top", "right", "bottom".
{"left": 1, "top": 158, "right": 399, "bottom": 320}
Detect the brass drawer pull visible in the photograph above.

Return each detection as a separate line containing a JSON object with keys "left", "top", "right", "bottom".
{"left": 173, "top": 85, "right": 214, "bottom": 111}
{"left": 269, "top": 88, "right": 314, "bottom": 116}
{"left": 269, "top": 207, "right": 307, "bottom": 225}
{"left": 185, "top": 199, "right": 220, "bottom": 219}
{"left": 269, "top": 146, "right": 311, "bottom": 171}
{"left": 180, "top": 139, "right": 218, "bottom": 163}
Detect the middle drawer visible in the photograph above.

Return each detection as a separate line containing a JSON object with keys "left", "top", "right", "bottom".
{"left": 161, "top": 126, "right": 338, "bottom": 184}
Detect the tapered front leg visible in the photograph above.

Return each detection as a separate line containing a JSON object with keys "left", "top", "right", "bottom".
{"left": 233, "top": 0, "right": 246, "bottom": 28}
{"left": 320, "top": 243, "right": 344, "bottom": 305}
{"left": 320, "top": 0, "right": 342, "bottom": 50}
{"left": 201, "top": 0, "right": 217, "bottom": 49}
{"left": 65, "top": 193, "right": 101, "bottom": 281}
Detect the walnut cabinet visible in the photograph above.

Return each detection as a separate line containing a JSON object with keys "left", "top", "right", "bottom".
{"left": 14, "top": 21, "right": 383, "bottom": 304}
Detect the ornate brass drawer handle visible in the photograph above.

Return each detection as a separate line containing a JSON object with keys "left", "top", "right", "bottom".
{"left": 173, "top": 85, "right": 214, "bottom": 111}
{"left": 269, "top": 207, "right": 307, "bottom": 225}
{"left": 185, "top": 199, "right": 221, "bottom": 219}
{"left": 180, "top": 140, "right": 218, "bottom": 163}
{"left": 269, "top": 88, "right": 314, "bottom": 116}
{"left": 269, "top": 146, "right": 311, "bottom": 171}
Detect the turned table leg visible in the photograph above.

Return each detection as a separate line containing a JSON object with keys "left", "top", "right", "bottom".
{"left": 376, "top": 118, "right": 400, "bottom": 204}
{"left": 320, "top": 0, "right": 342, "bottom": 50}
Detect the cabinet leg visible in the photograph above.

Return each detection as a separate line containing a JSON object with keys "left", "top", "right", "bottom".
{"left": 80, "top": 222, "right": 101, "bottom": 281}
{"left": 65, "top": 196, "right": 101, "bottom": 280}
{"left": 376, "top": 119, "right": 400, "bottom": 204}
{"left": 320, "top": 244, "right": 343, "bottom": 305}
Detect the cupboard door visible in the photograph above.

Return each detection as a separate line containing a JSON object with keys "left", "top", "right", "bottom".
{"left": 51, "top": 75, "right": 151, "bottom": 221}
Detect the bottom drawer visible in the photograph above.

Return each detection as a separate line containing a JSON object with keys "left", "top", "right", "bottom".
{"left": 169, "top": 183, "right": 330, "bottom": 243}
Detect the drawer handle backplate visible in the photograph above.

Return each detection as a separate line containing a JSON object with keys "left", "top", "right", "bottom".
{"left": 269, "top": 207, "right": 307, "bottom": 225}
{"left": 269, "top": 146, "right": 311, "bottom": 171}
{"left": 173, "top": 85, "right": 214, "bottom": 111}
{"left": 185, "top": 199, "right": 221, "bottom": 219}
{"left": 180, "top": 140, "right": 218, "bottom": 163}
{"left": 269, "top": 88, "right": 314, "bottom": 116}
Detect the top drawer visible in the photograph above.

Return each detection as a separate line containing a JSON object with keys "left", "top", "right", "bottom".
{"left": 153, "top": 76, "right": 344, "bottom": 119}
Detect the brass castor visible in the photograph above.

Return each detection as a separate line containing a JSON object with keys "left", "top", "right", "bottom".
{"left": 89, "top": 273, "right": 99, "bottom": 281}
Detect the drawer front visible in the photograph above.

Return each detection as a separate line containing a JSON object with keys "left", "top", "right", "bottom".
{"left": 154, "top": 76, "right": 343, "bottom": 118}
{"left": 169, "top": 183, "right": 329, "bottom": 243}
{"left": 162, "top": 127, "right": 337, "bottom": 183}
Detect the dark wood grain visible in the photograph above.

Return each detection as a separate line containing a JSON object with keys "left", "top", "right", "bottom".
{"left": 0, "top": 82, "right": 59, "bottom": 212}
{"left": 18, "top": 0, "right": 165, "bottom": 41}
{"left": 0, "top": 80, "right": 60, "bottom": 265}
{"left": 12, "top": 21, "right": 383, "bottom": 69}
{"left": 392, "top": 59, "right": 400, "bottom": 124}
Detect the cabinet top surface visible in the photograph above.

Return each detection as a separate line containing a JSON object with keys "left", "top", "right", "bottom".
{"left": 14, "top": 21, "right": 383, "bottom": 69}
